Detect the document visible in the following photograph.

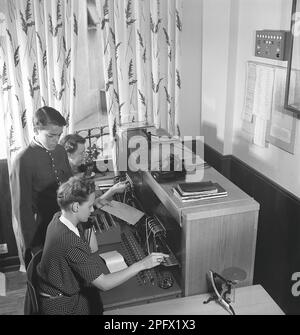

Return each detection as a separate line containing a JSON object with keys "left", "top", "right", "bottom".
{"left": 252, "top": 65, "right": 275, "bottom": 120}
{"left": 253, "top": 116, "right": 268, "bottom": 147}
{"left": 243, "top": 62, "right": 256, "bottom": 122}
{"left": 99, "top": 251, "right": 128, "bottom": 273}
{"left": 266, "top": 67, "right": 297, "bottom": 153}
{"left": 101, "top": 200, "right": 145, "bottom": 225}
{"left": 269, "top": 67, "right": 294, "bottom": 143}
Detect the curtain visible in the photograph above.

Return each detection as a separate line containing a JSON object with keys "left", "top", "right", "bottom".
{"left": 96, "top": 0, "right": 183, "bottom": 166}
{"left": 0, "top": 0, "right": 79, "bottom": 270}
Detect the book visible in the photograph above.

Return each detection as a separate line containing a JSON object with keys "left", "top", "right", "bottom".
{"left": 173, "top": 183, "right": 227, "bottom": 202}
{"left": 177, "top": 181, "right": 218, "bottom": 196}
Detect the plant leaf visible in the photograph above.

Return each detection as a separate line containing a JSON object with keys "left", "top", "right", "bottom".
{"left": 52, "top": 78, "right": 57, "bottom": 98}
{"left": 128, "top": 59, "right": 134, "bottom": 79}
{"left": 21, "top": 109, "right": 27, "bottom": 128}
{"left": 103, "top": 0, "right": 109, "bottom": 17}
{"left": 107, "top": 58, "right": 113, "bottom": 80}
{"left": 14, "top": 46, "right": 20, "bottom": 67}
{"left": 36, "top": 32, "right": 43, "bottom": 51}
{"left": 176, "top": 69, "right": 181, "bottom": 89}
{"left": 163, "top": 27, "right": 170, "bottom": 46}
{"left": 114, "top": 89, "right": 119, "bottom": 104}
{"left": 129, "top": 80, "right": 137, "bottom": 86}
{"left": 156, "top": 78, "right": 163, "bottom": 93}
{"left": 110, "top": 27, "right": 116, "bottom": 45}
{"left": 43, "top": 50, "right": 47, "bottom": 68}
{"left": 65, "top": 48, "right": 71, "bottom": 68}
{"left": 54, "top": 22, "right": 63, "bottom": 37}
{"left": 101, "top": 18, "right": 109, "bottom": 30}
{"left": 137, "top": 30, "right": 144, "bottom": 48}
{"left": 28, "top": 78, "right": 34, "bottom": 97}
{"left": 49, "top": 14, "right": 54, "bottom": 36}
{"left": 6, "top": 29, "right": 12, "bottom": 44}
{"left": 176, "top": 9, "right": 182, "bottom": 32}
{"left": 115, "top": 42, "right": 121, "bottom": 60}
{"left": 20, "top": 11, "right": 28, "bottom": 34}
{"left": 56, "top": 0, "right": 62, "bottom": 22}
{"left": 25, "top": 0, "right": 32, "bottom": 22}
{"left": 73, "top": 77, "right": 76, "bottom": 97}
{"left": 164, "top": 86, "right": 171, "bottom": 104}
{"left": 138, "top": 89, "right": 146, "bottom": 106}
{"left": 73, "top": 14, "right": 78, "bottom": 36}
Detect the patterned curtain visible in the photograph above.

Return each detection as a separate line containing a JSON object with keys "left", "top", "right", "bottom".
{"left": 96, "top": 0, "right": 183, "bottom": 163}
{"left": 0, "top": 0, "right": 79, "bottom": 270}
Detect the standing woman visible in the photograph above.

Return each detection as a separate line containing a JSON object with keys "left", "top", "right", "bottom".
{"left": 11, "top": 106, "right": 73, "bottom": 268}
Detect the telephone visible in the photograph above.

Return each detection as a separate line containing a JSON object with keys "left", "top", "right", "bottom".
{"left": 204, "top": 270, "right": 236, "bottom": 315}
{"left": 151, "top": 154, "right": 186, "bottom": 182}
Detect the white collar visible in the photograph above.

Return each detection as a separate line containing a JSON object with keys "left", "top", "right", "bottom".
{"left": 32, "top": 137, "right": 45, "bottom": 148}
{"left": 60, "top": 215, "right": 80, "bottom": 237}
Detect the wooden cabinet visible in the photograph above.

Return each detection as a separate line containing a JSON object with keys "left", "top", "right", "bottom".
{"left": 142, "top": 165, "right": 259, "bottom": 296}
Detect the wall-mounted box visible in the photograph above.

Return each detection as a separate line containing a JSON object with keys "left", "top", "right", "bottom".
{"left": 255, "top": 30, "right": 291, "bottom": 61}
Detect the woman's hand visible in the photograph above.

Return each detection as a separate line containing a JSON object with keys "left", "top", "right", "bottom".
{"left": 94, "top": 197, "right": 111, "bottom": 209}
{"left": 139, "top": 252, "right": 169, "bottom": 270}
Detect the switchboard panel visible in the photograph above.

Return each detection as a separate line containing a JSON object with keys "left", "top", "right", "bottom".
{"left": 255, "top": 30, "right": 291, "bottom": 61}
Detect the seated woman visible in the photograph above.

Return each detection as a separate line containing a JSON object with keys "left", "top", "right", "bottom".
{"left": 59, "top": 134, "right": 127, "bottom": 253}
{"left": 59, "top": 133, "right": 126, "bottom": 201}
{"left": 37, "top": 176, "right": 168, "bottom": 315}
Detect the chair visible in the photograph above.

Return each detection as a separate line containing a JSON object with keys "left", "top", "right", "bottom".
{"left": 24, "top": 249, "right": 43, "bottom": 315}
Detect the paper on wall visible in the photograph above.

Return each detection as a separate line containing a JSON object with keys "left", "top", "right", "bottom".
{"left": 243, "top": 62, "right": 256, "bottom": 122}
{"left": 269, "top": 67, "right": 294, "bottom": 143}
{"left": 252, "top": 65, "right": 275, "bottom": 120}
{"left": 99, "top": 251, "right": 128, "bottom": 273}
{"left": 253, "top": 115, "right": 268, "bottom": 147}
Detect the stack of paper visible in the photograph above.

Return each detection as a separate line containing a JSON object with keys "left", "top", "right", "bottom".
{"left": 173, "top": 181, "right": 227, "bottom": 202}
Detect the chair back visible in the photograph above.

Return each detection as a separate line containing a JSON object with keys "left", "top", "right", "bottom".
{"left": 24, "top": 249, "right": 43, "bottom": 315}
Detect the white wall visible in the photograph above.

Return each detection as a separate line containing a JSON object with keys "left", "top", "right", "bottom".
{"left": 231, "top": 0, "right": 300, "bottom": 197}
{"left": 202, "top": 0, "right": 300, "bottom": 198}
{"left": 180, "top": 0, "right": 202, "bottom": 137}
{"left": 201, "top": 0, "right": 237, "bottom": 153}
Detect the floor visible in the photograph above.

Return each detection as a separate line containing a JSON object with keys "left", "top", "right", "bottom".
{"left": 0, "top": 271, "right": 27, "bottom": 315}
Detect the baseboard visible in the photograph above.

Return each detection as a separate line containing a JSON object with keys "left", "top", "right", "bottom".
{"left": 204, "top": 143, "right": 232, "bottom": 178}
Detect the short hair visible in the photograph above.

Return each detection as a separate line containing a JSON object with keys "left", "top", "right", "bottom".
{"left": 59, "top": 133, "right": 86, "bottom": 154}
{"left": 33, "top": 106, "right": 67, "bottom": 131}
{"left": 57, "top": 176, "right": 95, "bottom": 210}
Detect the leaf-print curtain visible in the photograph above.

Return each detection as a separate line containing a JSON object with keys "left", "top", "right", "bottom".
{"left": 96, "top": 0, "right": 183, "bottom": 164}
{"left": 0, "top": 0, "right": 79, "bottom": 270}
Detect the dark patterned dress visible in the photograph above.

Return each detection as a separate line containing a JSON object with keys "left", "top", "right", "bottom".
{"left": 37, "top": 212, "right": 107, "bottom": 315}
{"left": 10, "top": 142, "right": 73, "bottom": 254}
